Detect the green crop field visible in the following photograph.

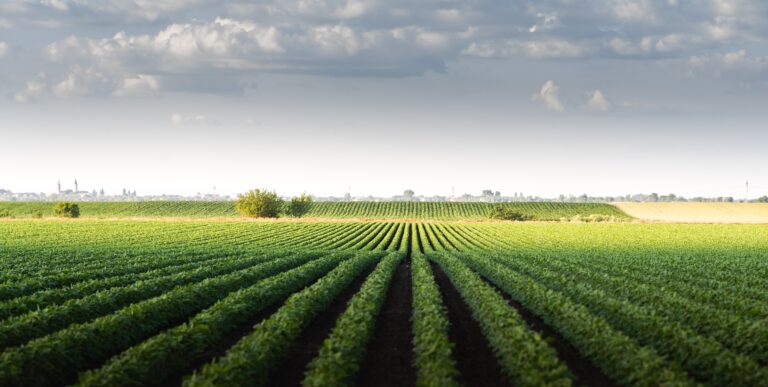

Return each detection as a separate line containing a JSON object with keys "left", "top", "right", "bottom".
{"left": 1, "top": 220, "right": 766, "bottom": 386}
{"left": 0, "top": 201, "right": 630, "bottom": 221}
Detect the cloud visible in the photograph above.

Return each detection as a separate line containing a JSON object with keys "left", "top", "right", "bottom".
{"left": 5, "top": 1, "right": 768, "bottom": 98}
{"left": 113, "top": 74, "right": 160, "bottom": 97}
{"left": 0, "top": 42, "right": 8, "bottom": 57}
{"left": 463, "top": 38, "right": 593, "bottom": 59}
{"left": 532, "top": 80, "right": 564, "bottom": 112}
{"left": 610, "top": 0, "right": 656, "bottom": 22}
{"left": 687, "top": 49, "right": 768, "bottom": 82}
{"left": 587, "top": 90, "right": 612, "bottom": 111}
{"left": 13, "top": 73, "right": 48, "bottom": 103}
{"left": 528, "top": 12, "right": 558, "bottom": 33}
{"left": 170, "top": 113, "right": 220, "bottom": 126}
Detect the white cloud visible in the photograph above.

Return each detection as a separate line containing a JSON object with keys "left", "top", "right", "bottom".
{"left": 463, "top": 38, "right": 592, "bottom": 59}
{"left": 335, "top": 0, "right": 376, "bottom": 19}
{"left": 47, "top": 18, "right": 285, "bottom": 70}
{"left": 171, "top": 113, "right": 219, "bottom": 126}
{"left": 611, "top": 0, "right": 656, "bottom": 22}
{"left": 435, "top": 9, "right": 462, "bottom": 23}
{"left": 587, "top": 90, "right": 612, "bottom": 111}
{"left": 688, "top": 49, "right": 767, "bottom": 76}
{"left": 309, "top": 25, "right": 360, "bottom": 56}
{"left": 528, "top": 12, "right": 558, "bottom": 33}
{"left": 13, "top": 73, "right": 48, "bottom": 103}
{"left": 113, "top": 74, "right": 160, "bottom": 97}
{"left": 52, "top": 66, "right": 113, "bottom": 97}
{"left": 0, "top": 42, "right": 8, "bottom": 57}
{"left": 532, "top": 80, "right": 564, "bottom": 112}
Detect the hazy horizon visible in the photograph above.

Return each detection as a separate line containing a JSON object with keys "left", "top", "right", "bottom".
{"left": 2, "top": 1, "right": 767, "bottom": 198}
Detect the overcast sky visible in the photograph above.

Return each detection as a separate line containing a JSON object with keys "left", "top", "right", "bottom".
{"left": 1, "top": 0, "right": 767, "bottom": 198}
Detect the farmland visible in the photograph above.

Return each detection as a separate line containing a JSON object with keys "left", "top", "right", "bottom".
{"left": 1, "top": 220, "right": 767, "bottom": 386}
{"left": 616, "top": 202, "right": 768, "bottom": 223}
{"left": 0, "top": 201, "right": 630, "bottom": 221}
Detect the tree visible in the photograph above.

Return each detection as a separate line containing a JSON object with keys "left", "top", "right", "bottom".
{"left": 488, "top": 205, "right": 533, "bottom": 221}
{"left": 53, "top": 202, "right": 80, "bottom": 218}
{"left": 403, "top": 189, "right": 415, "bottom": 200}
{"left": 757, "top": 196, "right": 768, "bottom": 203}
{"left": 236, "top": 189, "right": 284, "bottom": 218}
{"left": 287, "top": 193, "right": 313, "bottom": 218}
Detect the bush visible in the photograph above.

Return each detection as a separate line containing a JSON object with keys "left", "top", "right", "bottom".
{"left": 53, "top": 202, "right": 80, "bottom": 218}
{"left": 488, "top": 205, "right": 533, "bottom": 221}
{"left": 286, "top": 193, "right": 313, "bottom": 218}
{"left": 32, "top": 211, "right": 43, "bottom": 219}
{"left": 236, "top": 189, "right": 284, "bottom": 218}
{"left": 0, "top": 209, "right": 11, "bottom": 218}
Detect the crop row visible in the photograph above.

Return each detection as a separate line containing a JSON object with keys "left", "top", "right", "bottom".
{"left": 0, "top": 201, "right": 630, "bottom": 220}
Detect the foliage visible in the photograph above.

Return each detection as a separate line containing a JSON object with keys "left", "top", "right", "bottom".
{"left": 0, "top": 209, "right": 11, "bottom": 218}
{"left": 53, "top": 202, "right": 79, "bottom": 218}
{"left": 0, "top": 220, "right": 767, "bottom": 386}
{"left": 183, "top": 252, "right": 381, "bottom": 386}
{"left": 488, "top": 205, "right": 533, "bottom": 221}
{"left": 0, "top": 201, "right": 632, "bottom": 221}
{"left": 80, "top": 253, "right": 350, "bottom": 386}
{"left": 235, "top": 189, "right": 283, "bottom": 218}
{"left": 430, "top": 253, "right": 571, "bottom": 386}
{"left": 302, "top": 253, "right": 403, "bottom": 386}
{"left": 411, "top": 245, "right": 459, "bottom": 386}
{"left": 286, "top": 193, "right": 313, "bottom": 218}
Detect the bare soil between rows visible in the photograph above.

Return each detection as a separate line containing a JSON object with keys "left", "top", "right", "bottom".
{"left": 430, "top": 261, "right": 513, "bottom": 386}
{"left": 480, "top": 275, "right": 616, "bottom": 387}
{"left": 268, "top": 262, "right": 378, "bottom": 386}
{"left": 356, "top": 260, "right": 416, "bottom": 387}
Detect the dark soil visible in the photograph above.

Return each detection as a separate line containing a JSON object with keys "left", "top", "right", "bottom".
{"left": 355, "top": 260, "right": 416, "bottom": 387}
{"left": 430, "top": 261, "right": 513, "bottom": 387}
{"left": 481, "top": 277, "right": 617, "bottom": 387}
{"left": 268, "top": 263, "right": 378, "bottom": 386}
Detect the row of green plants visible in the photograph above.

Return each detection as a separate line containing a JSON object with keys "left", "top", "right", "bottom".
{"left": 484, "top": 252, "right": 768, "bottom": 386}
{"left": 0, "top": 253, "right": 306, "bottom": 350}
{"left": 183, "top": 252, "right": 389, "bottom": 386}
{"left": 0, "top": 251, "right": 291, "bottom": 321}
{"left": 2, "top": 220, "right": 767, "bottom": 386}
{"left": 410, "top": 235, "right": 459, "bottom": 386}
{"left": 0, "top": 253, "right": 335, "bottom": 386}
{"left": 0, "top": 200, "right": 632, "bottom": 220}
{"left": 426, "top": 253, "right": 572, "bottom": 386}
{"left": 78, "top": 252, "right": 368, "bottom": 386}
{"left": 301, "top": 251, "right": 404, "bottom": 386}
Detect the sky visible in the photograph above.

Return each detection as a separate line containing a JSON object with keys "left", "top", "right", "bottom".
{"left": 1, "top": 0, "right": 767, "bottom": 198}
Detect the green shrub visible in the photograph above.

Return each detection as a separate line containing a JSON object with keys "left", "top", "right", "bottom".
{"left": 235, "top": 189, "right": 283, "bottom": 218}
{"left": 488, "top": 205, "right": 533, "bottom": 221}
{"left": 32, "top": 211, "right": 43, "bottom": 219}
{"left": 53, "top": 202, "right": 80, "bottom": 218}
{"left": 286, "top": 193, "right": 313, "bottom": 218}
{"left": 0, "top": 209, "right": 11, "bottom": 218}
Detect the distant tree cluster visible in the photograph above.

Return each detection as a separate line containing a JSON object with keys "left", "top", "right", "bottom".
{"left": 488, "top": 205, "right": 533, "bottom": 221}
{"left": 53, "top": 202, "right": 80, "bottom": 218}
{"left": 235, "top": 189, "right": 313, "bottom": 218}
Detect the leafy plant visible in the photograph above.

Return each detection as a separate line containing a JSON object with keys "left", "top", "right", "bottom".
{"left": 286, "top": 193, "right": 313, "bottom": 218}
{"left": 235, "top": 189, "right": 283, "bottom": 218}
{"left": 488, "top": 205, "right": 533, "bottom": 221}
{"left": 53, "top": 202, "right": 80, "bottom": 218}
